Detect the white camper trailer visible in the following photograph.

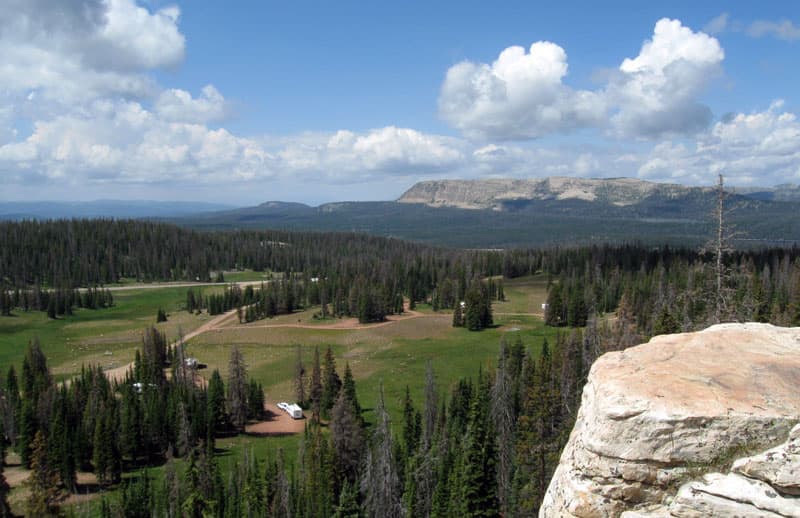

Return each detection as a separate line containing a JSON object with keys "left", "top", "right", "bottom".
{"left": 277, "top": 402, "right": 304, "bottom": 419}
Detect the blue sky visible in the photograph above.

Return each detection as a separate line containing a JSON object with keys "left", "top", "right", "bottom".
{"left": 1, "top": 0, "right": 799, "bottom": 204}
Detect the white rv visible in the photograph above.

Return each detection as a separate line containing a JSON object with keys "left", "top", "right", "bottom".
{"left": 277, "top": 402, "right": 304, "bottom": 419}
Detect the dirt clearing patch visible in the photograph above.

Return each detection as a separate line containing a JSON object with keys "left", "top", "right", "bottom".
{"left": 245, "top": 403, "right": 306, "bottom": 436}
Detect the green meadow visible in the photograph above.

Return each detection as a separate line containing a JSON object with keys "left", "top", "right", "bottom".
{"left": 2, "top": 275, "right": 553, "bottom": 513}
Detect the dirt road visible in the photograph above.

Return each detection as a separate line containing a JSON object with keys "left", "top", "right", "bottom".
{"left": 103, "top": 307, "right": 240, "bottom": 383}
{"left": 102, "top": 302, "right": 436, "bottom": 382}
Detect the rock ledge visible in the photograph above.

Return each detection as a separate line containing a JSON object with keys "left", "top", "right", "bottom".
{"left": 540, "top": 323, "right": 800, "bottom": 517}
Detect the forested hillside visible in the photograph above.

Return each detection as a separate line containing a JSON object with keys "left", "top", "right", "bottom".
{"left": 2, "top": 219, "right": 800, "bottom": 333}
{"left": 2, "top": 219, "right": 800, "bottom": 516}
{"left": 173, "top": 192, "right": 800, "bottom": 248}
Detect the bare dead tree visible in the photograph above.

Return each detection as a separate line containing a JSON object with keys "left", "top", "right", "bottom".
{"left": 709, "top": 173, "right": 741, "bottom": 323}
{"left": 491, "top": 344, "right": 514, "bottom": 515}
{"left": 714, "top": 173, "right": 726, "bottom": 322}
{"left": 360, "top": 382, "right": 401, "bottom": 518}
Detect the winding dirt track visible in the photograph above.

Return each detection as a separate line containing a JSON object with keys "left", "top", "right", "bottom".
{"left": 103, "top": 307, "right": 240, "bottom": 383}
{"left": 102, "top": 301, "right": 436, "bottom": 383}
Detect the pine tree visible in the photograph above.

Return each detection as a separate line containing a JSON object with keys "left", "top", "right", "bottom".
{"left": 545, "top": 282, "right": 564, "bottom": 326}
{"left": 514, "top": 338, "right": 562, "bottom": 513}
{"left": 49, "top": 388, "right": 76, "bottom": 493}
{"left": 321, "top": 346, "right": 342, "bottom": 417}
{"left": 333, "top": 480, "right": 361, "bottom": 518}
{"left": 330, "top": 391, "right": 364, "bottom": 489}
{"left": 301, "top": 426, "right": 334, "bottom": 517}
{"left": 182, "top": 448, "right": 215, "bottom": 517}
{"left": 3, "top": 366, "right": 19, "bottom": 447}
{"left": 26, "top": 430, "right": 62, "bottom": 517}
{"left": 21, "top": 338, "right": 51, "bottom": 403}
{"left": 47, "top": 297, "right": 56, "bottom": 319}
{"left": 120, "top": 383, "right": 144, "bottom": 462}
{"left": 653, "top": 306, "right": 680, "bottom": 336}
{"left": 456, "top": 377, "right": 499, "bottom": 517}
{"left": 452, "top": 302, "right": 463, "bottom": 328}
{"left": 119, "top": 470, "right": 153, "bottom": 518}
{"left": 247, "top": 380, "right": 264, "bottom": 419}
{"left": 310, "top": 347, "right": 323, "bottom": 424}
{"left": 227, "top": 346, "right": 249, "bottom": 432}
{"left": 17, "top": 398, "right": 36, "bottom": 468}
{"left": 341, "top": 363, "right": 361, "bottom": 421}
{"left": 207, "top": 369, "right": 228, "bottom": 435}
{"left": 464, "top": 283, "right": 492, "bottom": 331}
{"left": 0, "top": 421, "right": 12, "bottom": 518}
{"left": 402, "top": 386, "right": 420, "bottom": 458}
{"left": 186, "top": 289, "right": 197, "bottom": 313}
{"left": 93, "top": 400, "right": 121, "bottom": 485}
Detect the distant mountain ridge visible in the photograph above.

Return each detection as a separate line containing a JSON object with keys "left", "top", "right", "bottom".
{"left": 170, "top": 176, "right": 800, "bottom": 248}
{"left": 397, "top": 177, "right": 797, "bottom": 210}
{"left": 0, "top": 200, "right": 237, "bottom": 220}
{"left": 5, "top": 177, "right": 800, "bottom": 248}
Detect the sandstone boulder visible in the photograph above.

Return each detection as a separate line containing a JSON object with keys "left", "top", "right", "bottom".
{"left": 540, "top": 323, "right": 800, "bottom": 517}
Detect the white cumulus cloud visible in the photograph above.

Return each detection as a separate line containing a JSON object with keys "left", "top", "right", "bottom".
{"left": 0, "top": 0, "right": 184, "bottom": 106}
{"left": 0, "top": 99, "right": 272, "bottom": 185}
{"left": 278, "top": 127, "right": 465, "bottom": 179}
{"left": 439, "top": 42, "right": 606, "bottom": 140}
{"left": 608, "top": 18, "right": 724, "bottom": 138}
{"left": 439, "top": 18, "right": 724, "bottom": 141}
{"left": 637, "top": 101, "right": 800, "bottom": 185}
{"left": 155, "top": 85, "right": 229, "bottom": 124}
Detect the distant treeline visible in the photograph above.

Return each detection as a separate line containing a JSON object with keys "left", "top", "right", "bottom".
{"left": 0, "top": 286, "right": 113, "bottom": 318}
{"left": 2, "top": 220, "right": 800, "bottom": 332}
{"left": 543, "top": 245, "right": 800, "bottom": 334}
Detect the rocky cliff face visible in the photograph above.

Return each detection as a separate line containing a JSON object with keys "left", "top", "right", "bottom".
{"left": 540, "top": 323, "right": 800, "bottom": 517}
{"left": 397, "top": 177, "right": 704, "bottom": 210}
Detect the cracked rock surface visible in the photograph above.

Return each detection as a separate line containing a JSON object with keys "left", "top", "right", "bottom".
{"left": 540, "top": 323, "right": 800, "bottom": 517}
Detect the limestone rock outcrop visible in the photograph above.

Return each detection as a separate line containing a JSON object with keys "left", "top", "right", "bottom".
{"left": 397, "top": 177, "right": 704, "bottom": 210}
{"left": 540, "top": 323, "right": 800, "bottom": 517}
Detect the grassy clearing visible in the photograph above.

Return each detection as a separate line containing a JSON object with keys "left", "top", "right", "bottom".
{"left": 3, "top": 274, "right": 555, "bottom": 514}
{"left": 189, "top": 314, "right": 554, "bottom": 430}
{"left": 494, "top": 275, "right": 550, "bottom": 315}
{"left": 0, "top": 286, "right": 223, "bottom": 380}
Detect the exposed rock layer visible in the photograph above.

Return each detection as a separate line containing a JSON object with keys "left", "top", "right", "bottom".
{"left": 540, "top": 323, "right": 800, "bottom": 517}
{"left": 398, "top": 177, "right": 707, "bottom": 209}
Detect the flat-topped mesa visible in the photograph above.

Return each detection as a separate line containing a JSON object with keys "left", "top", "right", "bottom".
{"left": 397, "top": 177, "right": 703, "bottom": 210}
{"left": 540, "top": 323, "right": 800, "bottom": 517}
